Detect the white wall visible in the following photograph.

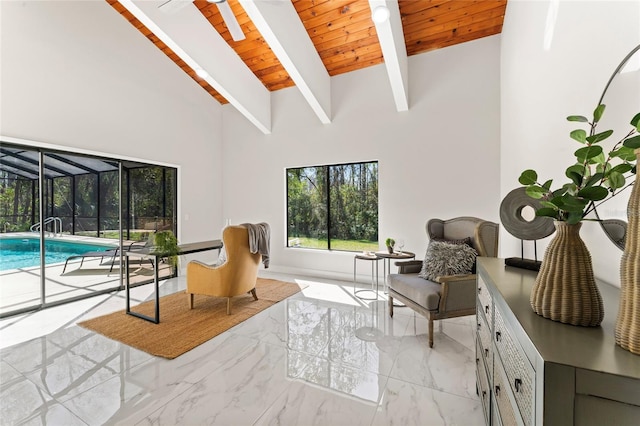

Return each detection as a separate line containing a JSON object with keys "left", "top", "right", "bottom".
{"left": 0, "top": 0, "right": 224, "bottom": 246}
{"left": 501, "top": 0, "right": 640, "bottom": 285}
{"left": 222, "top": 36, "right": 502, "bottom": 280}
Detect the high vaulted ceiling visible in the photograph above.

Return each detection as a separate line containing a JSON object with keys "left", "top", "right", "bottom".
{"left": 107, "top": 0, "right": 507, "bottom": 133}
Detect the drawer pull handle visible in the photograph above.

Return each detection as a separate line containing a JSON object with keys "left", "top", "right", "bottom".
{"left": 495, "top": 385, "right": 501, "bottom": 396}
{"left": 482, "top": 390, "right": 487, "bottom": 399}
{"left": 484, "top": 348, "right": 489, "bottom": 357}
{"left": 515, "top": 378, "right": 522, "bottom": 392}
{"left": 478, "top": 287, "right": 482, "bottom": 293}
{"left": 476, "top": 357, "right": 480, "bottom": 364}
{"left": 477, "top": 322, "right": 481, "bottom": 330}
{"left": 495, "top": 331, "right": 501, "bottom": 342}
{"left": 485, "top": 305, "right": 490, "bottom": 314}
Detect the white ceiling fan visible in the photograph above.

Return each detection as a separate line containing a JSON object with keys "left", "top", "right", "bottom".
{"left": 158, "top": 0, "right": 246, "bottom": 41}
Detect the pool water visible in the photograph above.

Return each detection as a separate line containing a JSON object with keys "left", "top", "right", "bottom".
{"left": 0, "top": 238, "right": 117, "bottom": 271}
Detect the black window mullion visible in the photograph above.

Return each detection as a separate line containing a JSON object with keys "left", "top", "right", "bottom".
{"left": 326, "top": 165, "right": 331, "bottom": 250}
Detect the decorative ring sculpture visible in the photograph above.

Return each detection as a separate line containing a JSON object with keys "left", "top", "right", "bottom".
{"left": 500, "top": 187, "right": 555, "bottom": 241}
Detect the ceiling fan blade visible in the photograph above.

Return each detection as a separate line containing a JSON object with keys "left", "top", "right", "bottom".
{"left": 158, "top": 0, "right": 193, "bottom": 15}
{"left": 216, "top": 0, "right": 245, "bottom": 42}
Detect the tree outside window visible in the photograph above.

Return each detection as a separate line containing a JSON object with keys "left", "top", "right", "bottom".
{"left": 287, "top": 161, "right": 378, "bottom": 252}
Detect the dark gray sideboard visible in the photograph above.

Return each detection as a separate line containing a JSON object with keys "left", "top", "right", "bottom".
{"left": 475, "top": 257, "right": 640, "bottom": 425}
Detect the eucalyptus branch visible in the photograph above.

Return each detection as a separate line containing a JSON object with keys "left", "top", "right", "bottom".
{"left": 584, "top": 181, "right": 634, "bottom": 217}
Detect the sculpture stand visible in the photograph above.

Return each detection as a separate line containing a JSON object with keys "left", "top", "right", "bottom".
{"left": 505, "top": 239, "right": 542, "bottom": 271}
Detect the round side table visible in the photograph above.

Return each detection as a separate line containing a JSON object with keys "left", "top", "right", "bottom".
{"left": 375, "top": 251, "right": 416, "bottom": 306}
{"left": 353, "top": 252, "right": 380, "bottom": 300}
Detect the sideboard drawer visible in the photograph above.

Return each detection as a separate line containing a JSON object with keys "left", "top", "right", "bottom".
{"left": 476, "top": 339, "right": 491, "bottom": 423}
{"left": 477, "top": 275, "right": 493, "bottom": 319}
{"left": 477, "top": 305, "right": 493, "bottom": 374}
{"left": 493, "top": 354, "right": 522, "bottom": 426}
{"left": 494, "top": 306, "right": 534, "bottom": 426}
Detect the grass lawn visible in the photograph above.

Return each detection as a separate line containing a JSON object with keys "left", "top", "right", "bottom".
{"left": 288, "top": 237, "right": 379, "bottom": 252}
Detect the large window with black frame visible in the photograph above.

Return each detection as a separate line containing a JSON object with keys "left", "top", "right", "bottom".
{"left": 286, "top": 161, "right": 378, "bottom": 252}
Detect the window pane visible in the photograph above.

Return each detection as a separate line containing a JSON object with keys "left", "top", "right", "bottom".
{"left": 287, "top": 161, "right": 378, "bottom": 252}
{"left": 74, "top": 174, "right": 98, "bottom": 236}
{"left": 287, "top": 166, "right": 328, "bottom": 249}
{"left": 99, "top": 170, "right": 119, "bottom": 235}
{"left": 52, "top": 176, "right": 72, "bottom": 233}
{"left": 0, "top": 173, "right": 36, "bottom": 232}
{"left": 329, "top": 162, "right": 378, "bottom": 251}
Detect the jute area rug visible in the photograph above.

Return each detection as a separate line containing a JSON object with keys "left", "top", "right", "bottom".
{"left": 78, "top": 278, "right": 304, "bottom": 359}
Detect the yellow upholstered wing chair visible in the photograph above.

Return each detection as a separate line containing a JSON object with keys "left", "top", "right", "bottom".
{"left": 186, "top": 226, "right": 260, "bottom": 314}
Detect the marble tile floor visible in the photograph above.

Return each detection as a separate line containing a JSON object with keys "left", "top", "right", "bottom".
{"left": 0, "top": 271, "right": 484, "bottom": 425}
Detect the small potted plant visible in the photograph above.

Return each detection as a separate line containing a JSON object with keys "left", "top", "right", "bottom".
{"left": 385, "top": 237, "right": 395, "bottom": 254}
{"left": 518, "top": 101, "right": 639, "bottom": 327}
{"left": 150, "top": 230, "right": 179, "bottom": 275}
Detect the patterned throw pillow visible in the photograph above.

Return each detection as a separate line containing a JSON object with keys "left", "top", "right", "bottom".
{"left": 431, "top": 237, "right": 472, "bottom": 246}
{"left": 418, "top": 240, "right": 478, "bottom": 281}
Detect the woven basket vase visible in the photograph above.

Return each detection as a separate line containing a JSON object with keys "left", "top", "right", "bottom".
{"left": 530, "top": 221, "right": 604, "bottom": 327}
{"left": 615, "top": 148, "right": 640, "bottom": 355}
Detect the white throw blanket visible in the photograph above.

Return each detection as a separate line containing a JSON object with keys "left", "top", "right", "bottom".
{"left": 240, "top": 222, "right": 271, "bottom": 268}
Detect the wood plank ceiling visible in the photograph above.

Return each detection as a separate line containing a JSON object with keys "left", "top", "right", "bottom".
{"left": 107, "top": 0, "right": 507, "bottom": 106}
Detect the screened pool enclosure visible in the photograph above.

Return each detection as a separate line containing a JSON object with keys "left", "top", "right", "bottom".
{"left": 0, "top": 141, "right": 177, "bottom": 317}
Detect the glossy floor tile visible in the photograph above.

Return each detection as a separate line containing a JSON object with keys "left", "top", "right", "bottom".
{"left": 0, "top": 272, "right": 483, "bottom": 425}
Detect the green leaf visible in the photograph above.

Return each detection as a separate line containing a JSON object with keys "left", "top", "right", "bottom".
{"left": 577, "top": 186, "right": 608, "bottom": 201}
{"left": 547, "top": 196, "right": 565, "bottom": 208}
{"left": 567, "top": 212, "right": 583, "bottom": 224}
{"left": 623, "top": 135, "right": 640, "bottom": 149}
{"left": 570, "top": 129, "right": 587, "bottom": 143}
{"left": 557, "top": 184, "right": 575, "bottom": 197}
{"left": 525, "top": 186, "right": 546, "bottom": 199}
{"left": 584, "top": 173, "right": 604, "bottom": 187}
{"left": 536, "top": 208, "right": 560, "bottom": 219}
{"left": 593, "top": 104, "right": 606, "bottom": 123}
{"left": 611, "top": 146, "right": 637, "bottom": 161}
{"left": 631, "top": 112, "right": 640, "bottom": 129}
{"left": 590, "top": 152, "right": 606, "bottom": 165}
{"left": 519, "top": 169, "right": 538, "bottom": 185}
{"left": 540, "top": 201, "right": 559, "bottom": 210}
{"left": 567, "top": 115, "right": 589, "bottom": 123}
{"left": 575, "top": 145, "right": 603, "bottom": 162}
{"left": 586, "top": 129, "right": 614, "bottom": 144}
{"left": 542, "top": 179, "right": 553, "bottom": 191}
{"left": 560, "top": 195, "right": 588, "bottom": 212}
{"left": 565, "top": 164, "right": 584, "bottom": 185}
{"left": 610, "top": 163, "right": 633, "bottom": 175}
{"left": 607, "top": 171, "right": 625, "bottom": 190}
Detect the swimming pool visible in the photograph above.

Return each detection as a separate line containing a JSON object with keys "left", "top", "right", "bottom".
{"left": 0, "top": 238, "right": 117, "bottom": 271}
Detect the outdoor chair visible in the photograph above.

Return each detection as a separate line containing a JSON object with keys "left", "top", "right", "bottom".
{"left": 388, "top": 217, "right": 499, "bottom": 347}
{"left": 62, "top": 241, "right": 149, "bottom": 273}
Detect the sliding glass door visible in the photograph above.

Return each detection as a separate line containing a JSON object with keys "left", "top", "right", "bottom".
{"left": 0, "top": 145, "right": 42, "bottom": 314}
{"left": 0, "top": 141, "right": 178, "bottom": 317}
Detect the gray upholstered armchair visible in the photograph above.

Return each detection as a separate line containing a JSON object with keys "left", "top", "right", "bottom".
{"left": 388, "top": 217, "right": 499, "bottom": 347}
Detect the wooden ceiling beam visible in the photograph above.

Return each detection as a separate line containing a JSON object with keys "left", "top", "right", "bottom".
{"left": 119, "top": 0, "right": 271, "bottom": 133}
{"left": 240, "top": 0, "right": 332, "bottom": 124}
{"left": 106, "top": 0, "right": 227, "bottom": 104}
{"left": 370, "top": 0, "right": 409, "bottom": 111}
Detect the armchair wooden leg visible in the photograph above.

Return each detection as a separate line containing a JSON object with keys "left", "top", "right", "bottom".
{"left": 250, "top": 288, "right": 258, "bottom": 301}
{"left": 188, "top": 293, "right": 194, "bottom": 309}
{"left": 389, "top": 296, "right": 394, "bottom": 318}
{"left": 227, "top": 297, "right": 231, "bottom": 315}
{"left": 428, "top": 314, "right": 434, "bottom": 348}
